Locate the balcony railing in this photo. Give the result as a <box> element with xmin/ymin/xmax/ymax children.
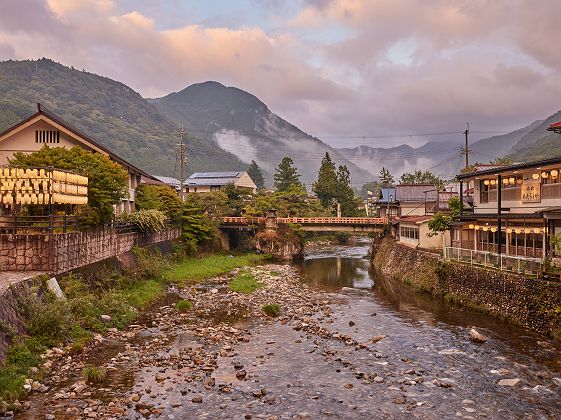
<box><xmin>444</xmin><ymin>246</ymin><xmax>542</xmax><ymax>276</ymax></box>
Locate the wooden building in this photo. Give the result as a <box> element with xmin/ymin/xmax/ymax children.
<box><xmin>0</xmin><ymin>104</ymin><xmax>153</xmax><ymax>214</ymax></box>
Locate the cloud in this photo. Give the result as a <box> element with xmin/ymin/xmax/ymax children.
<box><xmin>0</xmin><ymin>0</ymin><xmax>560</xmax><ymax>150</ymax></box>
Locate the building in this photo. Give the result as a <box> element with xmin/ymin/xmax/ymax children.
<box><xmin>0</xmin><ymin>104</ymin><xmax>153</xmax><ymax>214</ymax></box>
<box><xmin>397</xmin><ymin>215</ymin><xmax>450</xmax><ymax>250</ymax></box>
<box><xmin>185</xmin><ymin>172</ymin><xmax>257</xmax><ymax>193</ymax></box>
<box><xmin>453</xmin><ymin>153</ymin><xmax>561</xmax><ymax>259</ymax></box>
<box><xmin>376</xmin><ymin>187</ymin><xmax>397</xmax><ymax>219</ymax></box>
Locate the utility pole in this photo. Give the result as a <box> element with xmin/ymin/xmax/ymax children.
<box><xmin>177</xmin><ymin>124</ymin><xmax>187</xmax><ymax>200</ymax></box>
<box><xmin>464</xmin><ymin>122</ymin><xmax>470</xmax><ymax>171</ymax></box>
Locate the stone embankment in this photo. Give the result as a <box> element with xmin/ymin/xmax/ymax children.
<box><xmin>371</xmin><ymin>237</ymin><xmax>561</xmax><ymax>339</ymax></box>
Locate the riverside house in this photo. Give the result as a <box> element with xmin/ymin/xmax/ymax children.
<box><xmin>453</xmin><ymin>151</ymin><xmax>561</xmax><ymax>261</ymax></box>
<box><xmin>0</xmin><ymin>104</ymin><xmax>153</xmax><ymax>214</ymax></box>
<box><xmin>185</xmin><ymin>172</ymin><xmax>257</xmax><ymax>194</ymax></box>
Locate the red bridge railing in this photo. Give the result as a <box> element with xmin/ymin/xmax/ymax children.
<box><xmin>221</xmin><ymin>216</ymin><xmax>387</xmax><ymax>226</ymax></box>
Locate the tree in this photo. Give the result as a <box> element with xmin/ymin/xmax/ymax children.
<box><xmin>427</xmin><ymin>212</ymin><xmax>452</xmax><ymax>237</ymax></box>
<box><xmin>273</xmin><ymin>157</ymin><xmax>304</xmax><ymax>192</ymax></box>
<box><xmin>312</xmin><ymin>152</ymin><xmax>338</xmax><ymax>207</ymax></box>
<box><xmin>10</xmin><ymin>146</ymin><xmax>128</xmax><ymax>226</ymax></box>
<box><xmin>135</xmin><ymin>184</ymin><xmax>182</xmax><ymax>222</ymax></box>
<box><xmin>379</xmin><ymin>167</ymin><xmax>394</xmax><ymax>186</ymax></box>
<box><xmin>336</xmin><ymin>164</ymin><xmax>360</xmax><ymax>216</ymax></box>
<box><xmin>247</xmin><ymin>160</ymin><xmax>265</xmax><ymax>190</ymax></box>
<box><xmin>491</xmin><ymin>156</ymin><xmax>513</xmax><ymax>165</ymax></box>
<box><xmin>399</xmin><ymin>170</ymin><xmax>445</xmax><ymax>189</ymax></box>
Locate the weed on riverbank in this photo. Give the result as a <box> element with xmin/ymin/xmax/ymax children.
<box><xmin>0</xmin><ymin>252</ymin><xmax>265</xmax><ymax>406</ymax></box>
<box><xmin>163</xmin><ymin>254</ymin><xmax>264</xmax><ymax>285</ymax></box>
<box><xmin>229</xmin><ymin>272</ymin><xmax>264</xmax><ymax>293</ymax></box>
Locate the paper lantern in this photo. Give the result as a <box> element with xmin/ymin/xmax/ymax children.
<box><xmin>517</xmin><ymin>178</ymin><xmax>523</xmax><ymax>185</ymax></box>
<box><xmin>506</xmin><ymin>228</ymin><xmax>512</xmax><ymax>234</ymax></box>
<box><xmin>515</xmin><ymin>228</ymin><xmax>521</xmax><ymax>234</ymax></box>
<box><xmin>524</xmin><ymin>228</ymin><xmax>531</xmax><ymax>234</ymax></box>
<box><xmin>509</xmin><ymin>177</ymin><xmax>515</xmax><ymax>185</ymax></box>
<box><xmin>484</xmin><ymin>180</ymin><xmax>489</xmax><ymax>186</ymax></box>
<box><xmin>503</xmin><ymin>178</ymin><xmax>509</xmax><ymax>185</ymax></box>
<box><xmin>468</xmin><ymin>224</ymin><xmax>474</xmax><ymax>229</ymax></box>
<box><xmin>542</xmin><ymin>171</ymin><xmax>548</xmax><ymax>178</ymax></box>
<box><xmin>474</xmin><ymin>225</ymin><xmax>480</xmax><ymax>230</ymax></box>
<box><xmin>490</xmin><ymin>179</ymin><xmax>496</xmax><ymax>186</ymax></box>
<box><xmin>534</xmin><ymin>228</ymin><xmax>541</xmax><ymax>234</ymax></box>
<box><xmin>490</xmin><ymin>227</ymin><xmax>497</xmax><ymax>233</ymax></box>
<box><xmin>532</xmin><ymin>173</ymin><xmax>540</xmax><ymax>180</ymax></box>
<box><xmin>551</xmin><ymin>170</ymin><xmax>558</xmax><ymax>178</ymax></box>
<box><xmin>483</xmin><ymin>226</ymin><xmax>489</xmax><ymax>232</ymax></box>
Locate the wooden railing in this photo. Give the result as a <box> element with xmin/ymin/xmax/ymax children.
<box><xmin>221</xmin><ymin>216</ymin><xmax>387</xmax><ymax>225</ymax></box>
<box><xmin>0</xmin><ymin>214</ymin><xmax>80</xmax><ymax>234</ymax></box>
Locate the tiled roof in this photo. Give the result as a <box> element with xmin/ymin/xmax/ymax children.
<box><xmin>396</xmin><ymin>184</ymin><xmax>438</xmax><ymax>201</ymax></box>
<box><xmin>189</xmin><ymin>172</ymin><xmax>242</xmax><ymax>179</ymax></box>
<box><xmin>398</xmin><ymin>215</ymin><xmax>432</xmax><ymax>224</ymax></box>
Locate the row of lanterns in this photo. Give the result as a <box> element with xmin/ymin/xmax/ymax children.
<box><xmin>0</xmin><ymin>192</ymin><xmax>88</xmax><ymax>205</ymax></box>
<box><xmin>483</xmin><ymin>169</ymin><xmax>560</xmax><ymax>186</ymax></box>
<box><xmin>0</xmin><ymin>168</ymin><xmax>88</xmax><ymax>185</ymax></box>
<box><xmin>468</xmin><ymin>224</ymin><xmax>545</xmax><ymax>234</ymax></box>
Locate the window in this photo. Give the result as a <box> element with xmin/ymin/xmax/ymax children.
<box><xmin>400</xmin><ymin>226</ymin><xmax>419</xmax><ymax>240</ymax></box>
<box><xmin>210</xmin><ymin>185</ymin><xmax>221</xmax><ymax>192</ymax></box>
<box><xmin>35</xmin><ymin>130</ymin><xmax>60</xmax><ymax>144</ymax></box>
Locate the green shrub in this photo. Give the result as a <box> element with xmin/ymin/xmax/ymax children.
<box><xmin>175</xmin><ymin>300</ymin><xmax>192</xmax><ymax>312</ymax></box>
<box><xmin>230</xmin><ymin>272</ymin><xmax>263</xmax><ymax>294</ymax></box>
<box><xmin>6</xmin><ymin>344</ymin><xmax>39</xmax><ymax>373</ymax></box>
<box><xmin>82</xmin><ymin>365</ymin><xmax>107</xmax><ymax>383</ymax></box>
<box><xmin>25</xmin><ymin>299</ymin><xmax>74</xmax><ymax>347</ymax></box>
<box><xmin>116</xmin><ymin>209</ymin><xmax>168</xmax><ymax>233</ymax></box>
<box><xmin>0</xmin><ymin>367</ymin><xmax>26</xmax><ymax>401</ymax></box>
<box><xmin>262</xmin><ymin>303</ymin><xmax>280</xmax><ymax>317</ymax></box>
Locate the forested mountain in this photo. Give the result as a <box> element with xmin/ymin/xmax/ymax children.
<box><xmin>0</xmin><ymin>59</ymin><xmax>245</xmax><ymax>176</ymax></box>
<box><xmin>150</xmin><ymin>81</ymin><xmax>373</xmax><ymax>185</ymax></box>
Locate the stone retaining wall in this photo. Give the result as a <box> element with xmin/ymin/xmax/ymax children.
<box><xmin>0</xmin><ymin>227</ymin><xmax>181</xmax><ymax>274</ymax></box>
<box><xmin>372</xmin><ymin>237</ymin><xmax>561</xmax><ymax>339</ymax></box>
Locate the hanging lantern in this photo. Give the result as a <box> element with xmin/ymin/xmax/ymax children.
<box><xmin>532</xmin><ymin>173</ymin><xmax>540</xmax><ymax>180</ymax></box>
<box><xmin>517</xmin><ymin>178</ymin><xmax>523</xmax><ymax>185</ymax></box>
<box><xmin>484</xmin><ymin>180</ymin><xmax>490</xmax><ymax>186</ymax></box>
<box><xmin>506</xmin><ymin>228</ymin><xmax>512</xmax><ymax>234</ymax></box>
<box><xmin>490</xmin><ymin>179</ymin><xmax>496</xmax><ymax>186</ymax></box>
<box><xmin>490</xmin><ymin>227</ymin><xmax>497</xmax><ymax>233</ymax></box>
<box><xmin>515</xmin><ymin>228</ymin><xmax>521</xmax><ymax>234</ymax></box>
<box><xmin>524</xmin><ymin>228</ymin><xmax>531</xmax><ymax>234</ymax></box>
<box><xmin>468</xmin><ymin>224</ymin><xmax>474</xmax><ymax>229</ymax></box>
<box><xmin>509</xmin><ymin>177</ymin><xmax>515</xmax><ymax>185</ymax></box>
<box><xmin>542</xmin><ymin>171</ymin><xmax>549</xmax><ymax>178</ymax></box>
<box><xmin>551</xmin><ymin>170</ymin><xmax>559</xmax><ymax>178</ymax></box>
<box><xmin>483</xmin><ymin>226</ymin><xmax>489</xmax><ymax>232</ymax></box>
<box><xmin>502</xmin><ymin>178</ymin><xmax>509</xmax><ymax>185</ymax></box>
<box><xmin>534</xmin><ymin>228</ymin><xmax>541</xmax><ymax>234</ymax></box>
<box><xmin>474</xmin><ymin>225</ymin><xmax>480</xmax><ymax>230</ymax></box>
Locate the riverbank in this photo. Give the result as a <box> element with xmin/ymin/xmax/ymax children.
<box><xmin>0</xmin><ymin>252</ymin><xmax>265</xmax><ymax>416</ymax></box>
<box><xmin>371</xmin><ymin>236</ymin><xmax>561</xmax><ymax>339</ymax></box>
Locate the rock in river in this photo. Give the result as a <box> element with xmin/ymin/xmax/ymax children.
<box><xmin>468</xmin><ymin>328</ymin><xmax>487</xmax><ymax>343</ymax></box>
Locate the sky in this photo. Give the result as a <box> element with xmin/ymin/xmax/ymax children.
<box><xmin>1</xmin><ymin>0</ymin><xmax>560</xmax><ymax>148</ymax></box>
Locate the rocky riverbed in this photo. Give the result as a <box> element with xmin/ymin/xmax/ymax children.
<box><xmin>7</xmin><ymin>259</ymin><xmax>561</xmax><ymax>419</ymax></box>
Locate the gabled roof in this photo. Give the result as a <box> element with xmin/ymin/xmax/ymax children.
<box><xmin>396</xmin><ymin>184</ymin><xmax>438</xmax><ymax>201</ymax></box>
<box><xmin>456</xmin><ymin>155</ymin><xmax>561</xmax><ymax>180</ymax></box>
<box><xmin>154</xmin><ymin>176</ymin><xmax>181</xmax><ymax>186</ymax></box>
<box><xmin>0</xmin><ymin>103</ymin><xmax>153</xmax><ymax>178</ymax></box>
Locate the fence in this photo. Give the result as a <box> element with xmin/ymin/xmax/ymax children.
<box><xmin>444</xmin><ymin>246</ymin><xmax>542</xmax><ymax>276</ymax></box>
<box><xmin>0</xmin><ymin>214</ymin><xmax>79</xmax><ymax>234</ymax></box>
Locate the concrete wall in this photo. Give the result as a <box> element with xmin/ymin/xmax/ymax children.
<box><xmin>0</xmin><ymin>227</ymin><xmax>181</xmax><ymax>274</ymax></box>
<box><xmin>372</xmin><ymin>237</ymin><xmax>561</xmax><ymax>338</ymax></box>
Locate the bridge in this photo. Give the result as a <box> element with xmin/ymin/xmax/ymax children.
<box><xmin>221</xmin><ymin>216</ymin><xmax>387</xmax><ymax>233</ymax></box>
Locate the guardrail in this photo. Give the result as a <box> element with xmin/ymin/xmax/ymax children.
<box><xmin>444</xmin><ymin>246</ymin><xmax>542</xmax><ymax>276</ymax></box>
<box><xmin>0</xmin><ymin>214</ymin><xmax>80</xmax><ymax>234</ymax></box>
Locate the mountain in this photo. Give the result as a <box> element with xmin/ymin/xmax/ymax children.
<box><xmin>150</xmin><ymin>81</ymin><xmax>373</xmax><ymax>186</ymax></box>
<box><xmin>0</xmin><ymin>59</ymin><xmax>245</xmax><ymax>176</ymax></box>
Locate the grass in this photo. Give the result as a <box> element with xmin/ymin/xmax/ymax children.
<box><xmin>0</xmin><ymin>251</ymin><xmax>265</xmax><ymax>404</ymax></box>
<box><xmin>163</xmin><ymin>254</ymin><xmax>264</xmax><ymax>285</ymax></box>
<box><xmin>175</xmin><ymin>299</ymin><xmax>192</xmax><ymax>312</ymax></box>
<box><xmin>262</xmin><ymin>303</ymin><xmax>281</xmax><ymax>317</ymax></box>
<box><xmin>82</xmin><ymin>365</ymin><xmax>107</xmax><ymax>383</ymax></box>
<box><xmin>230</xmin><ymin>272</ymin><xmax>264</xmax><ymax>294</ymax></box>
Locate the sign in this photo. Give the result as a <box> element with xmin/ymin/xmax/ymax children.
<box><xmin>521</xmin><ymin>180</ymin><xmax>541</xmax><ymax>203</ymax></box>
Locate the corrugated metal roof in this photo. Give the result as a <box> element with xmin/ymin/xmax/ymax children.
<box><xmin>154</xmin><ymin>176</ymin><xmax>181</xmax><ymax>186</ymax></box>
<box><xmin>189</xmin><ymin>172</ymin><xmax>242</xmax><ymax>179</ymax></box>
<box><xmin>396</xmin><ymin>184</ymin><xmax>438</xmax><ymax>201</ymax></box>
<box><xmin>186</xmin><ymin>178</ymin><xmax>239</xmax><ymax>186</ymax></box>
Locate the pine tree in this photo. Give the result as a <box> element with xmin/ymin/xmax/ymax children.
<box><xmin>312</xmin><ymin>152</ymin><xmax>338</xmax><ymax>207</ymax></box>
<box><xmin>247</xmin><ymin>160</ymin><xmax>265</xmax><ymax>190</ymax></box>
<box><xmin>379</xmin><ymin>167</ymin><xmax>394</xmax><ymax>186</ymax></box>
<box><xmin>399</xmin><ymin>170</ymin><xmax>444</xmax><ymax>189</ymax></box>
<box><xmin>336</xmin><ymin>165</ymin><xmax>360</xmax><ymax>216</ymax></box>
<box><xmin>273</xmin><ymin>157</ymin><xmax>303</xmax><ymax>192</ymax></box>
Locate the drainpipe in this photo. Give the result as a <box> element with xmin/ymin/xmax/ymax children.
<box><xmin>497</xmin><ymin>174</ymin><xmax>502</xmax><ymax>256</ymax></box>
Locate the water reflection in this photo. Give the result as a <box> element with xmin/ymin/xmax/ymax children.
<box><xmin>298</xmin><ymin>242</ymin><xmax>561</xmax><ymax>372</ymax></box>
